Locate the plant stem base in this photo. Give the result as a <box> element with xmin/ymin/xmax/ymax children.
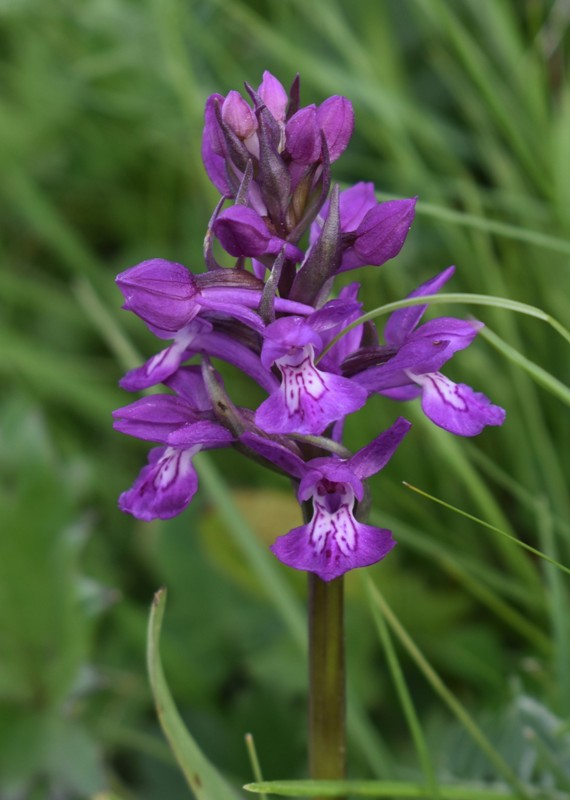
<box><xmin>308</xmin><ymin>572</ymin><xmax>346</xmax><ymax>797</ymax></box>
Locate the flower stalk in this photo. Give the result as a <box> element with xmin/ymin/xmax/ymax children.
<box><xmin>308</xmin><ymin>572</ymin><xmax>346</xmax><ymax>796</ymax></box>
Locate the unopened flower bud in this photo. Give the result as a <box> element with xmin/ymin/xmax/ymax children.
<box><xmin>316</xmin><ymin>96</ymin><xmax>354</xmax><ymax>162</ymax></box>
<box><xmin>222</xmin><ymin>90</ymin><xmax>258</xmax><ymax>139</ymax></box>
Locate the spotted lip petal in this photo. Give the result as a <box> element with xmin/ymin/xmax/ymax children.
<box><xmin>271</xmin><ymin>480</ymin><xmax>396</xmax><ymax>581</ymax></box>
<box><xmin>255</xmin><ymin>344</ymin><xmax>367</xmax><ymax>435</ymax></box>
<box><xmin>243</xmin><ymin>420</ymin><xmax>411</xmax><ymax>580</ymax></box>
<box><xmin>415</xmin><ymin>372</ymin><xmax>506</xmax><ymax>436</ymax></box>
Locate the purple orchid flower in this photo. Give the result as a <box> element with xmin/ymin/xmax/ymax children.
<box><xmin>353</xmin><ymin>267</ymin><xmax>506</xmax><ymax>436</ymax></box>
<box><xmin>117</xmin><ymin>259</ymin><xmax>314</xmax><ymax>339</ymax></box>
<box><xmin>113</xmin><ymin>367</ymin><xmax>234</xmax><ymax>520</ymax></box>
<box><xmin>241</xmin><ymin>417</ymin><xmax>411</xmax><ymax>581</ymax></box>
<box><xmin>311</xmin><ymin>182</ymin><xmax>416</xmax><ymax>272</ymax></box>
<box><xmin>255</xmin><ymin>314</ymin><xmax>367</xmax><ymax>436</ymax></box>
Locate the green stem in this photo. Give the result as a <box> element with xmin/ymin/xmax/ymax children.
<box><xmin>308</xmin><ymin>573</ymin><xmax>346</xmax><ymax>798</ymax></box>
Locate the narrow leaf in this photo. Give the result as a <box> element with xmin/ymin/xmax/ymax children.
<box><xmin>147</xmin><ymin>588</ymin><xmax>238</xmax><ymax>800</ymax></box>
<box><xmin>403</xmin><ymin>483</ymin><xmax>570</xmax><ymax>578</ymax></box>
<box><xmin>244</xmin><ymin>778</ymin><xmax>568</xmax><ymax>798</ymax></box>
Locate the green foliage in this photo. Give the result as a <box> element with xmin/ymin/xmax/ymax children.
<box><xmin>1</xmin><ymin>0</ymin><xmax>569</xmax><ymax>797</ymax></box>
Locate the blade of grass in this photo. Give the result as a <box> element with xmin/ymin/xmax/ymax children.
<box><xmin>362</xmin><ymin>576</ymin><xmax>440</xmax><ymax>798</ymax></box>
<box><xmin>245</xmin><ymin>733</ymin><xmax>267</xmax><ymax>800</ymax></box>
<box><xmin>244</xmin><ymin>779</ymin><xmax>569</xmax><ymax>798</ymax></box>
<box><xmin>372</xmin><ymin>508</ymin><xmax>550</xmax><ymax>654</ymax></box>
<box><xmin>376</xmin><ymin>510</ymin><xmax>548</xmax><ymax>619</ymax></box>
<box><xmin>373</xmin><ymin>193</ymin><xmax>570</xmax><ymax>258</ymax></box>
<box><xmin>479</xmin><ymin>326</ymin><xmax>570</xmax><ymax>407</ymax></box>
<box><xmin>317</xmin><ymin>293</ymin><xmax>570</xmax><ymax>363</ymax></box>
<box><xmin>403</xmin><ymin>483</ymin><xmax>570</xmax><ymax>578</ymax></box>
<box><xmin>536</xmin><ymin>498</ymin><xmax>570</xmax><ymax>714</ymax></box>
<box><xmin>366</xmin><ymin>579</ymin><xmax>532</xmax><ymax>799</ymax></box>
<box><xmin>147</xmin><ymin>588</ymin><xmax>238</xmax><ymax>800</ymax></box>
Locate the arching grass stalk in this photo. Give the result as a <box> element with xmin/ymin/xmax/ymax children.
<box><xmin>317</xmin><ymin>293</ymin><xmax>570</xmax><ymax>364</ymax></box>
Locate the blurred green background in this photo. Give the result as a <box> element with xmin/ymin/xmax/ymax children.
<box><xmin>1</xmin><ymin>0</ymin><xmax>570</xmax><ymax>798</ymax></box>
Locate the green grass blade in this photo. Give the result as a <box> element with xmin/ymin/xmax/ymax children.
<box><xmin>374</xmin><ymin>192</ymin><xmax>570</xmax><ymax>258</ymax></box>
<box><xmin>318</xmin><ymin>293</ymin><xmax>570</xmax><ymax>362</ymax></box>
<box><xmin>366</xmin><ymin>583</ymin><xmax>532</xmax><ymax>799</ymax></box>
<box><xmin>147</xmin><ymin>588</ymin><xmax>238</xmax><ymax>800</ymax></box>
<box><xmin>403</xmin><ymin>482</ymin><xmax>570</xmax><ymax>577</ymax></box>
<box><xmin>536</xmin><ymin>499</ymin><xmax>570</xmax><ymax>714</ymax></box>
<box><xmin>479</xmin><ymin>327</ymin><xmax>570</xmax><ymax>407</ymax></box>
<box><xmin>363</xmin><ymin>577</ymin><xmax>439</xmax><ymax>798</ymax></box>
<box><xmin>370</xmin><ymin>510</ymin><xmax>550</xmax><ymax>654</ymax></box>
<box><xmin>243</xmin><ymin>779</ymin><xmax>568</xmax><ymax>798</ymax></box>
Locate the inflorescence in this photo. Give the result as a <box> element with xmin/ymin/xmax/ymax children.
<box><xmin>113</xmin><ymin>72</ymin><xmax>505</xmax><ymax>582</ymax></box>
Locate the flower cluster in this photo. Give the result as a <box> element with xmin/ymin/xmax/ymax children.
<box><xmin>114</xmin><ymin>72</ymin><xmax>505</xmax><ymax>581</ymax></box>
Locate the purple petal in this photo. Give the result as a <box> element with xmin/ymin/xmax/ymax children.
<box><xmin>342</xmin><ymin>198</ymin><xmax>416</xmax><ymax>271</ymax></box>
<box><xmin>379</xmin><ymin>385</ymin><xmax>422</xmax><ymax>401</ymax></box>
<box><xmin>415</xmin><ymin>372</ymin><xmax>506</xmax><ymax>436</ymax></box>
<box><xmin>119</xmin><ymin>446</ymin><xmax>199</xmax><ymax>521</ymax></box>
<box><xmin>258</xmin><ymin>71</ymin><xmax>288</xmax><ymax>122</ymax></box>
<box><xmin>165</xmin><ymin>365</ymin><xmax>213</xmax><ymax>412</ymax></box>
<box><xmin>222</xmin><ymin>90</ymin><xmax>257</xmax><ymax>139</ymax></box>
<box><xmin>310</xmin><ymin>182</ymin><xmax>377</xmax><ymax>246</ymax></box>
<box><xmin>202</xmin><ymin>94</ymin><xmax>233</xmax><ymax>196</ymax></box>
<box><xmin>213</xmin><ymin>205</ymin><xmax>302</xmax><ymax>261</ymax></box>
<box><xmin>119</xmin><ymin>325</ymin><xmax>203</xmax><ymax>391</ymax></box>
<box><xmin>239</xmin><ymin>431</ymin><xmax>305</xmax><ymax>478</ymax></box>
<box><xmin>167</xmin><ymin>420</ymin><xmax>234</xmax><ymax>447</ymax></box>
<box><xmin>260</xmin><ymin>317</ymin><xmax>322</xmax><ymax>370</ymax></box>
<box><xmin>354</xmin><ymin>337</ymin><xmax>451</xmax><ymax>392</ymax></box>
<box><xmin>113</xmin><ymin>395</ymin><xmax>199</xmax><ymax>442</ymax></box>
<box><xmin>309</xmin><ymin>288</ymin><xmax>364</xmax><ymax>373</ymax></box>
<box><xmin>384</xmin><ymin>266</ymin><xmax>456</xmax><ymax>346</ymax></box>
<box><xmin>339</xmin><ymin>182</ymin><xmax>378</xmax><ymax>231</ymax></box>
<box><xmin>286</xmin><ymin>106</ymin><xmax>321</xmax><ymax>165</ymax></box>
<box><xmin>298</xmin><ymin>460</ymin><xmax>364</xmax><ymax>502</ymax></box>
<box><xmin>271</xmin><ymin>514</ymin><xmax>395</xmax><ymax>581</ymax></box>
<box><xmin>349</xmin><ymin>417</ymin><xmax>411</xmax><ymax>479</ymax></box>
<box><xmin>316</xmin><ymin>96</ymin><xmax>354</xmax><ymax>162</ymax></box>
<box><xmin>116</xmin><ymin>259</ymin><xmax>198</xmax><ymax>336</ymax></box>
<box><xmin>198</xmin><ymin>331</ymin><xmax>279</xmax><ymax>394</ymax></box>
<box><xmin>255</xmin><ymin>362</ymin><xmax>367</xmax><ymax>436</ymax></box>
<box><xmin>213</xmin><ymin>206</ymin><xmax>272</xmax><ymax>256</ymax></box>
<box><xmin>409</xmin><ymin>317</ymin><xmax>483</xmax><ymax>360</ymax></box>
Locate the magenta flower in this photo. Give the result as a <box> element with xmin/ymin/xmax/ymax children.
<box><xmin>352</xmin><ymin>267</ymin><xmax>506</xmax><ymax>436</ymax></box>
<box><xmin>113</xmin><ymin>368</ymin><xmax>234</xmax><ymax>520</ymax></box>
<box><xmin>241</xmin><ymin>417</ymin><xmax>410</xmax><ymax>581</ymax></box>
<box><xmin>116</xmin><ymin>259</ymin><xmax>267</xmax><ymax>335</ymax></box>
<box><xmin>114</xmin><ymin>69</ymin><xmax>505</xmax><ymax>583</ymax></box>
<box><xmin>255</xmin><ymin>315</ymin><xmax>367</xmax><ymax>435</ymax></box>
<box><xmin>311</xmin><ymin>182</ymin><xmax>416</xmax><ymax>272</ymax></box>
